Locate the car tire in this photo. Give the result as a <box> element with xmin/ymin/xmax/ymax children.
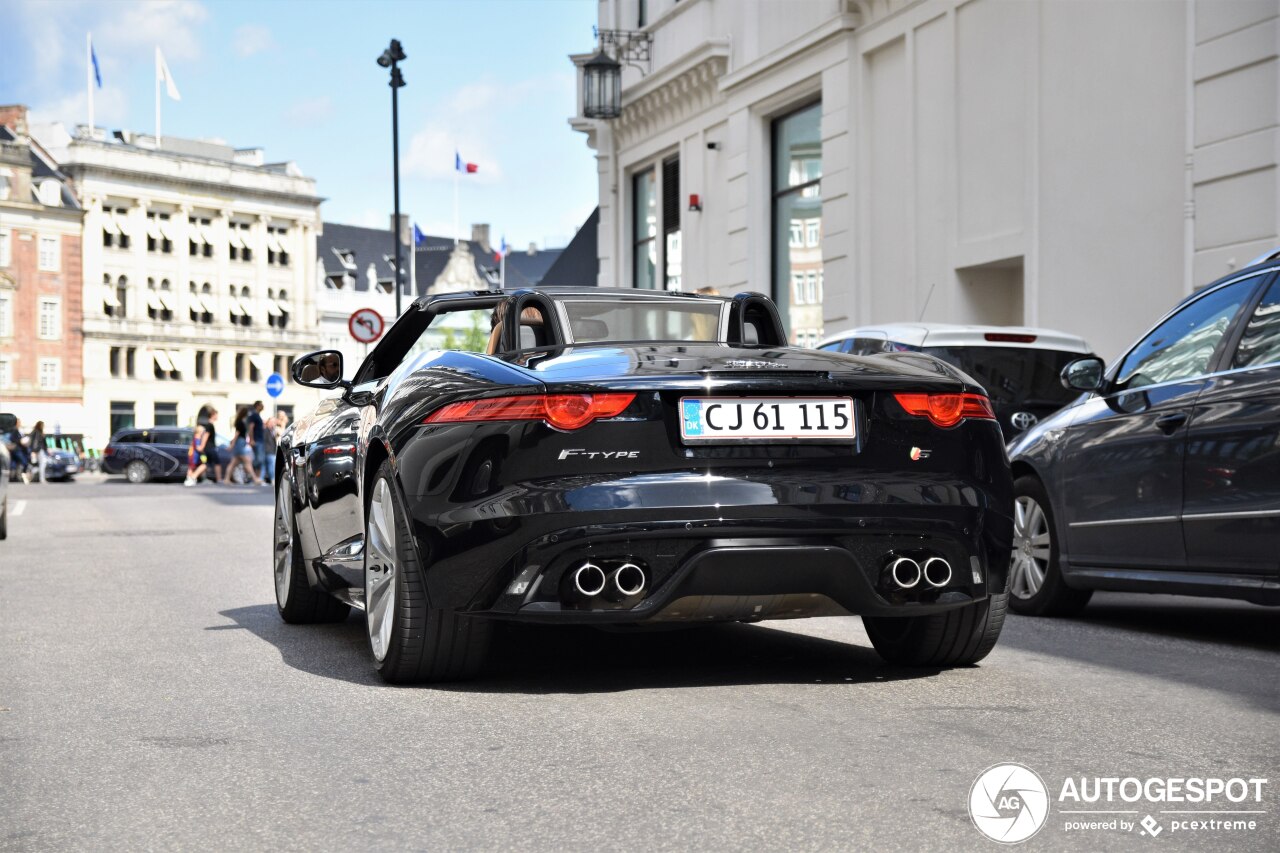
<box><xmin>274</xmin><ymin>476</ymin><xmax>350</xmax><ymax>624</ymax></box>
<box><xmin>365</xmin><ymin>461</ymin><xmax>492</xmax><ymax>684</ymax></box>
<box><xmin>1008</xmin><ymin>475</ymin><xmax>1092</xmax><ymax>617</ymax></box>
<box><xmin>125</xmin><ymin>460</ymin><xmax>150</xmax><ymax>484</ymax></box>
<box><xmin>863</xmin><ymin>593</ymin><xmax>1008</xmax><ymax>667</ymax></box>
<box><xmin>0</xmin><ymin>495</ymin><xmax>7</xmax><ymax>540</ymax></box>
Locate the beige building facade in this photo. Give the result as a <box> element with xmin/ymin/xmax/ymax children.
<box><xmin>42</xmin><ymin>126</ymin><xmax>322</xmax><ymax>446</ymax></box>
<box><xmin>574</xmin><ymin>0</ymin><xmax>1280</xmax><ymax>361</ymax></box>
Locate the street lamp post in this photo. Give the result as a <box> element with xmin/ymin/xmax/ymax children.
<box><xmin>378</xmin><ymin>39</ymin><xmax>407</xmax><ymax>318</ymax></box>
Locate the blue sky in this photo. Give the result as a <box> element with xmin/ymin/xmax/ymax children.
<box><xmin>0</xmin><ymin>0</ymin><xmax>599</xmax><ymax>248</ymax></box>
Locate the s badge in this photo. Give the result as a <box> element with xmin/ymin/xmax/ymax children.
<box><xmin>910</xmin><ymin>447</ymin><xmax>932</xmax><ymax>461</ymax></box>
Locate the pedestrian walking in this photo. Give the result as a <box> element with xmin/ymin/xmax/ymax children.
<box><xmin>29</xmin><ymin>421</ymin><xmax>47</xmax><ymax>484</ymax></box>
<box><xmin>224</xmin><ymin>406</ymin><xmax>263</xmax><ymax>486</ymax></box>
<box><xmin>184</xmin><ymin>425</ymin><xmax>206</xmax><ymax>487</ymax></box>
<box><xmin>261</xmin><ymin>413</ymin><xmax>278</xmax><ymax>485</ymax></box>
<box><xmin>6</xmin><ymin>418</ymin><xmax>30</xmax><ymax>483</ymax></box>
<box><xmin>248</xmin><ymin>401</ymin><xmax>267</xmax><ymax>482</ymax></box>
<box><xmin>198</xmin><ymin>406</ymin><xmax>222</xmax><ymax>483</ymax></box>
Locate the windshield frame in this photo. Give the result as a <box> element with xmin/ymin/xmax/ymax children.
<box><xmin>552</xmin><ymin>296</ymin><xmax>730</xmax><ymax>346</ymax></box>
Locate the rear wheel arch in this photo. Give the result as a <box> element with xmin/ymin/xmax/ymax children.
<box><xmin>362</xmin><ymin>436</ymin><xmax>391</xmax><ymax>515</ymax></box>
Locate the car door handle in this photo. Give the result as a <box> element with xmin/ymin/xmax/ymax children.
<box><xmin>1154</xmin><ymin>412</ymin><xmax>1188</xmax><ymax>434</ymax></box>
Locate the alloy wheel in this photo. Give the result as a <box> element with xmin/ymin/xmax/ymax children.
<box><xmin>125</xmin><ymin>461</ymin><xmax>149</xmax><ymax>483</ymax></box>
<box><xmin>274</xmin><ymin>481</ymin><xmax>293</xmax><ymax>607</ymax></box>
<box><xmin>1010</xmin><ymin>495</ymin><xmax>1051</xmax><ymax>599</ymax></box>
<box><xmin>365</xmin><ymin>478</ymin><xmax>398</xmax><ymax>662</ymax></box>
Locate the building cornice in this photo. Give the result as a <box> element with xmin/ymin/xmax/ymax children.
<box><xmin>616</xmin><ymin>45</ymin><xmax>730</xmax><ymax>150</ymax></box>
<box><xmin>60</xmin><ymin>142</ymin><xmax>324</xmax><ymax>209</ymax></box>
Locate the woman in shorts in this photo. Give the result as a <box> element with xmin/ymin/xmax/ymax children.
<box><xmin>224</xmin><ymin>407</ymin><xmax>263</xmax><ymax>486</ymax></box>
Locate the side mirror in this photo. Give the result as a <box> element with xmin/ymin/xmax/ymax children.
<box><xmin>1061</xmin><ymin>357</ymin><xmax>1106</xmax><ymax>393</ymax></box>
<box><xmin>292</xmin><ymin>350</ymin><xmax>346</xmax><ymax>389</ymax></box>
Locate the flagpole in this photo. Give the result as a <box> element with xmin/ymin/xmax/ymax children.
<box><xmin>500</xmin><ymin>251</ymin><xmax>505</xmax><ymax>290</ymax></box>
<box><xmin>155</xmin><ymin>47</ymin><xmax>161</xmax><ymax>148</ymax></box>
<box><xmin>86</xmin><ymin>33</ymin><xmax>94</xmax><ymax>132</ymax></box>
<box><xmin>453</xmin><ymin>165</ymin><xmax>459</xmax><ymax>246</ymax></box>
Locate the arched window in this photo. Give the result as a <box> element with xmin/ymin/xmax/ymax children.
<box><xmin>103</xmin><ymin>273</ymin><xmax>118</xmax><ymax>317</ymax></box>
<box><xmin>115</xmin><ymin>275</ymin><xmax>128</xmax><ymax>317</ymax></box>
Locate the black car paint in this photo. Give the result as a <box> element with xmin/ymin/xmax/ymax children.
<box><xmin>280</xmin><ymin>288</ymin><xmax>1014</xmax><ymax>623</ymax></box>
<box><xmin>1009</xmin><ymin>265</ymin><xmax>1280</xmax><ymax>605</ymax></box>
<box><xmin>102</xmin><ymin>428</ymin><xmax>193</xmax><ymax>481</ymax></box>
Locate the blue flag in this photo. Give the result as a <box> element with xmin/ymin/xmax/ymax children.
<box><xmin>91</xmin><ymin>38</ymin><xmax>102</xmax><ymax>88</ymax></box>
<box><xmin>412</xmin><ymin>224</ymin><xmax>425</xmax><ymax>246</ymax></box>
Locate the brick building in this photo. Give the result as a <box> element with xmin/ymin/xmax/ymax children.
<box><xmin>0</xmin><ymin>105</ymin><xmax>84</xmax><ymax>434</ymax></box>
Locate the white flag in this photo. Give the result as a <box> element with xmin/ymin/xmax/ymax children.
<box><xmin>156</xmin><ymin>47</ymin><xmax>181</xmax><ymax>101</ymax></box>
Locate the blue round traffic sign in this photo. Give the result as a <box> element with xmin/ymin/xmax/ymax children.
<box><xmin>266</xmin><ymin>372</ymin><xmax>285</xmax><ymax>398</ymax></box>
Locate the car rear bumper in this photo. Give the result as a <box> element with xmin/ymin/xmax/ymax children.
<box><xmin>401</xmin><ymin>470</ymin><xmax>1013</xmax><ymax>622</ymax></box>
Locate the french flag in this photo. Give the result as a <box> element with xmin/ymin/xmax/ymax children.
<box><xmin>455</xmin><ymin>151</ymin><xmax>478</xmax><ymax>174</ymax></box>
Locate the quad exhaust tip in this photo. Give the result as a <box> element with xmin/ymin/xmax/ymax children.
<box><xmin>572</xmin><ymin>562</ymin><xmax>607</xmax><ymax>598</ymax></box>
<box><xmin>612</xmin><ymin>563</ymin><xmax>647</xmax><ymax>598</ymax></box>
<box><xmin>923</xmin><ymin>557</ymin><xmax>952</xmax><ymax>588</ymax></box>
<box><xmin>889</xmin><ymin>557</ymin><xmax>922</xmax><ymax>589</ymax></box>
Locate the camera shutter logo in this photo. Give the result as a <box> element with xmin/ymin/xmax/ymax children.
<box><xmin>969</xmin><ymin>763</ymin><xmax>1050</xmax><ymax>843</ymax></box>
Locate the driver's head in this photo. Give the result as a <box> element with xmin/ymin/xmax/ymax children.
<box><xmin>319</xmin><ymin>353</ymin><xmax>341</xmax><ymax>380</ymax></box>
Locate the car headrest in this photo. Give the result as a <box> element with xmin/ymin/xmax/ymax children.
<box><xmin>573</xmin><ymin>318</ymin><xmax>609</xmax><ymax>341</ymax></box>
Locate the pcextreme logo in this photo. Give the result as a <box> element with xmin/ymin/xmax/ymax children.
<box><xmin>968</xmin><ymin>765</ymin><xmax>1269</xmax><ymax>844</ymax></box>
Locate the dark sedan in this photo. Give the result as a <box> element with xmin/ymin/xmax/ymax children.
<box><xmin>102</xmin><ymin>427</ymin><xmax>194</xmax><ymax>483</ymax></box>
<box><xmin>1008</xmin><ymin>255</ymin><xmax>1280</xmax><ymax>613</ymax></box>
<box><xmin>275</xmin><ymin>288</ymin><xmax>1015</xmax><ymax>683</ymax></box>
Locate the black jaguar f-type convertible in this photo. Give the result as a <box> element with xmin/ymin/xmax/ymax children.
<box><xmin>276</xmin><ymin>288</ymin><xmax>1014</xmax><ymax>683</ymax></box>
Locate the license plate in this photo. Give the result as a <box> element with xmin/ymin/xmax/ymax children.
<box><xmin>679</xmin><ymin>397</ymin><xmax>856</xmax><ymax>442</ymax></box>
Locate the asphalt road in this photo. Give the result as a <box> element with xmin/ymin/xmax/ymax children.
<box><xmin>1</xmin><ymin>478</ymin><xmax>1277</xmax><ymax>852</ymax></box>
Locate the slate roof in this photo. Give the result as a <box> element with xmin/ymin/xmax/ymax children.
<box><xmin>319</xmin><ymin>220</ymin><xmax>568</xmax><ymax>295</ymax></box>
<box><xmin>318</xmin><ymin>222</ymin><xmax>406</xmax><ymax>293</ymax></box>
<box><xmin>503</xmin><ymin>245</ymin><xmax>563</xmax><ymax>286</ymax></box>
<box><xmin>0</xmin><ymin>125</ymin><xmax>81</xmax><ymax>209</ymax></box>
<box><xmin>540</xmin><ymin>207</ymin><xmax>599</xmax><ymax>287</ymax></box>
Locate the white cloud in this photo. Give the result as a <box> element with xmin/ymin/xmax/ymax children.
<box><xmin>97</xmin><ymin>0</ymin><xmax>208</xmax><ymax>61</ymax></box>
<box><xmin>29</xmin><ymin>87</ymin><xmax>130</xmax><ymax>130</ymax></box>
<box><xmin>232</xmin><ymin>24</ymin><xmax>273</xmax><ymax>58</ymax></box>
<box><xmin>285</xmin><ymin>96</ymin><xmax>333</xmax><ymax>127</ymax></box>
<box><xmin>14</xmin><ymin>0</ymin><xmax>207</xmax><ymax>128</ymax></box>
<box><xmin>402</xmin><ymin>128</ymin><xmax>503</xmax><ymax>184</ymax></box>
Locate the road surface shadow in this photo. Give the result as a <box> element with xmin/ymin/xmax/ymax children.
<box><xmin>1001</xmin><ymin>592</ymin><xmax>1280</xmax><ymax>710</ymax></box>
<box><xmin>214</xmin><ymin>604</ymin><xmax>941</xmax><ymax>693</ymax></box>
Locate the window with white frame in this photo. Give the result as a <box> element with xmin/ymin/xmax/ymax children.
<box><xmin>38</xmin><ymin>235</ymin><xmax>59</xmax><ymax>271</ymax></box>
<box><xmin>0</xmin><ymin>357</ymin><xmax>10</xmax><ymax>388</ymax></box>
<box><xmin>38</xmin><ymin>358</ymin><xmax>60</xmax><ymax>390</ymax></box>
<box><xmin>0</xmin><ymin>289</ymin><xmax>11</xmax><ymax>337</ymax></box>
<box><xmin>38</xmin><ymin>297</ymin><xmax>60</xmax><ymax>339</ymax></box>
<box><xmin>772</xmin><ymin>101</ymin><xmax>823</xmax><ymax>344</ymax></box>
<box><xmin>0</xmin><ymin>228</ymin><xmax>10</xmax><ymax>266</ymax></box>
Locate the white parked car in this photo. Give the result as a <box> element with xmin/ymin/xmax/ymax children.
<box><xmin>817</xmin><ymin>323</ymin><xmax>1096</xmax><ymax>437</ymax></box>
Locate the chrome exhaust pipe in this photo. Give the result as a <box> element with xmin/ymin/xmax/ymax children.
<box><xmin>611</xmin><ymin>563</ymin><xmax>647</xmax><ymax>598</ymax></box>
<box><xmin>571</xmin><ymin>562</ymin><xmax>607</xmax><ymax>598</ymax></box>
<box><xmin>889</xmin><ymin>557</ymin><xmax>922</xmax><ymax>589</ymax></box>
<box><xmin>923</xmin><ymin>557</ymin><xmax>952</xmax><ymax>588</ymax></box>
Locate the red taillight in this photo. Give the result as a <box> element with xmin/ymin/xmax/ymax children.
<box><xmin>984</xmin><ymin>332</ymin><xmax>1037</xmax><ymax>343</ymax></box>
<box><xmin>103</xmin><ymin>446</ymin><xmax>115</xmax><ymax>457</ymax></box>
<box><xmin>893</xmin><ymin>392</ymin><xmax>996</xmax><ymax>428</ymax></box>
<box><xmin>321</xmin><ymin>444</ymin><xmax>355</xmax><ymax>455</ymax></box>
<box><xmin>424</xmin><ymin>393</ymin><xmax>636</xmax><ymax>431</ymax></box>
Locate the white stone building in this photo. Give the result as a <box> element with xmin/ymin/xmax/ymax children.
<box><xmin>572</xmin><ymin>0</ymin><xmax>1280</xmax><ymax>361</ymax></box>
<box><xmin>44</xmin><ymin>126</ymin><xmax>322</xmax><ymax>446</ymax></box>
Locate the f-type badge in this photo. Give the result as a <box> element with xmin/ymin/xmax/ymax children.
<box><xmin>910</xmin><ymin>447</ymin><xmax>932</xmax><ymax>461</ymax></box>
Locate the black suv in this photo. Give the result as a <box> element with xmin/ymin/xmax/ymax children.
<box><xmin>1008</xmin><ymin>256</ymin><xmax>1280</xmax><ymax>612</ymax></box>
